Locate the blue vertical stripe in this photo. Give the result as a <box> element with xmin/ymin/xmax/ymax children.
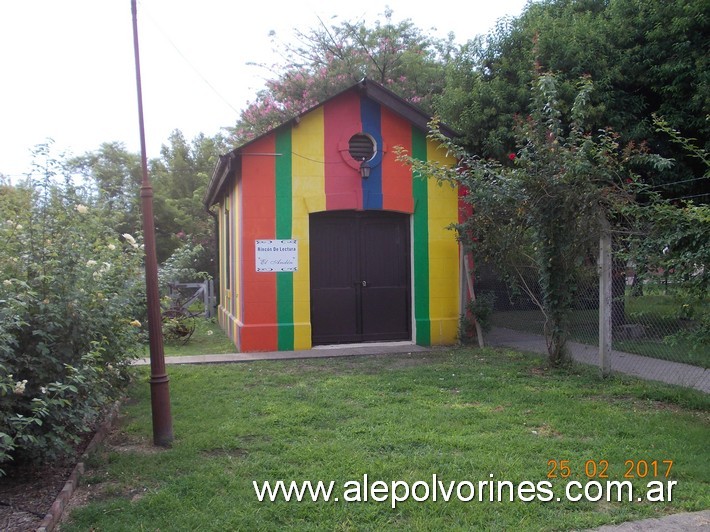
<box><xmin>360</xmin><ymin>96</ymin><xmax>383</xmax><ymax>210</ymax></box>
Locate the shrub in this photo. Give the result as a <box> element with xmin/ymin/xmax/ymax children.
<box><xmin>459</xmin><ymin>293</ymin><xmax>496</xmax><ymax>343</ymax></box>
<box><xmin>0</xmin><ymin>168</ymin><xmax>145</xmax><ymax>473</ymax></box>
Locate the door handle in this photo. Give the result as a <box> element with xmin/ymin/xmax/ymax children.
<box><xmin>361</xmin><ymin>280</ymin><xmax>367</xmax><ymax>287</ymax></box>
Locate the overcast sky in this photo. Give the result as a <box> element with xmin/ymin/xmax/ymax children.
<box><xmin>0</xmin><ymin>0</ymin><xmax>529</xmax><ymax>179</ymax></box>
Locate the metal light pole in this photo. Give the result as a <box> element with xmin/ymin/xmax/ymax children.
<box><xmin>131</xmin><ymin>0</ymin><xmax>174</xmax><ymax>446</ymax></box>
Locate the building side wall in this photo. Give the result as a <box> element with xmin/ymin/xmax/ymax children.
<box><xmin>217</xmin><ymin>184</ymin><xmax>242</xmax><ymax>348</ymax></box>
<box><xmin>240</xmin><ymin>135</ymin><xmax>278</xmax><ymax>351</ymax></box>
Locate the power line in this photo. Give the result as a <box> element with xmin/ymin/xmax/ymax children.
<box><xmin>291</xmin><ymin>151</ymin><xmax>373</xmax><ymax>165</ymax></box>
<box><xmin>666</xmin><ymin>192</ymin><xmax>710</xmax><ymax>201</ymax></box>
<box><xmin>138</xmin><ymin>1</ymin><xmax>242</xmax><ymax>117</ymax></box>
<box><xmin>653</xmin><ymin>176</ymin><xmax>708</xmax><ymax>188</ymax></box>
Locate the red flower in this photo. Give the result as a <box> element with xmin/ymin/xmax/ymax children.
<box><xmin>508</xmin><ymin>153</ymin><xmax>516</xmax><ymax>161</ymax></box>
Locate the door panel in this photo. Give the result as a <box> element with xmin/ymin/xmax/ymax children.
<box><xmin>360</xmin><ymin>214</ymin><xmax>410</xmax><ymax>341</ymax></box>
<box><xmin>310</xmin><ymin>210</ymin><xmax>410</xmax><ymax>345</ymax></box>
<box><xmin>309</xmin><ymin>215</ymin><xmax>360</xmax><ymax>344</ymax></box>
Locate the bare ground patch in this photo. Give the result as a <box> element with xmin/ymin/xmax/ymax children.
<box><xmin>103</xmin><ymin>430</ymin><xmax>163</xmax><ymax>456</ymax></box>
<box><xmin>0</xmin><ymin>463</ymin><xmax>73</xmax><ymax>531</ymax></box>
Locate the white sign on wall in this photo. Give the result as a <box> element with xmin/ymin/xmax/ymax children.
<box><xmin>255</xmin><ymin>239</ymin><xmax>298</xmax><ymax>272</ymax></box>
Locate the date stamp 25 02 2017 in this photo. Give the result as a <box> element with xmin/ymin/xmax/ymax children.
<box><xmin>547</xmin><ymin>459</ymin><xmax>674</xmax><ymax>480</ymax></box>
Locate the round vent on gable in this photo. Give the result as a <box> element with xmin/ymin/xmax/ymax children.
<box><xmin>348</xmin><ymin>133</ymin><xmax>375</xmax><ymax>162</ymax></box>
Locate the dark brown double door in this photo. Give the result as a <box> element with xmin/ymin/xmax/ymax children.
<box><xmin>310</xmin><ymin>210</ymin><xmax>411</xmax><ymax>345</ymax></box>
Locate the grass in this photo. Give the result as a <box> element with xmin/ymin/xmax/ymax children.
<box><xmin>625</xmin><ymin>293</ymin><xmax>681</xmax><ymax>318</ymax></box>
<box><xmin>162</xmin><ymin>317</ymin><xmax>237</xmax><ymax>357</ymax></box>
<box><xmin>490</xmin><ymin>290</ymin><xmax>708</xmax><ymax>368</ymax></box>
<box><xmin>63</xmin><ymin>348</ymin><xmax>709</xmax><ymax>531</ymax></box>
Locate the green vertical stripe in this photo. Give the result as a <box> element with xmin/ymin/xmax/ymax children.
<box><xmin>411</xmin><ymin>128</ymin><xmax>430</xmax><ymax>345</ymax></box>
<box><xmin>275</xmin><ymin>129</ymin><xmax>294</xmax><ymax>350</ymax></box>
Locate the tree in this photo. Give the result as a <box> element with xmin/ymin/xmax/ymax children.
<box><xmin>228</xmin><ymin>9</ymin><xmax>455</xmax><ymax>144</ymax></box>
<box><xmin>403</xmin><ymin>73</ymin><xmax>670</xmax><ymax>366</ymax></box>
<box><xmin>70</xmin><ymin>131</ymin><xmax>227</xmax><ymax>278</ymax></box>
<box><xmin>68</xmin><ymin>142</ymin><xmax>143</xmax><ymax>237</ymax></box>
<box><xmin>150</xmin><ymin>130</ymin><xmax>228</xmax><ymax>276</ymax></box>
<box><xmin>623</xmin><ymin>117</ymin><xmax>710</xmax><ymax>354</ymax></box>
<box><xmin>436</xmin><ymin>0</ymin><xmax>709</xmax><ymax>199</ymax></box>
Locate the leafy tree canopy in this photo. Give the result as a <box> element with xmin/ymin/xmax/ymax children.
<box><xmin>150</xmin><ymin>130</ymin><xmax>228</xmax><ymax>269</ymax></box>
<box><xmin>227</xmin><ymin>8</ymin><xmax>456</xmax><ymax>145</ymax></box>
<box><xmin>67</xmin><ymin>132</ymin><xmax>228</xmax><ymax>277</ymax></box>
<box><xmin>436</xmin><ymin>0</ymin><xmax>709</xmax><ymax>199</ymax></box>
<box><xmin>69</xmin><ymin>142</ymin><xmax>143</xmax><ymax>237</ymax></box>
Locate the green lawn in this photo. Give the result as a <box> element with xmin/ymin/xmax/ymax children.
<box><xmin>64</xmin><ymin>348</ymin><xmax>709</xmax><ymax>531</ymax></box>
<box><xmin>162</xmin><ymin>317</ymin><xmax>237</xmax><ymax>357</ymax></box>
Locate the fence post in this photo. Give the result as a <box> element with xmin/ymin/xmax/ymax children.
<box><xmin>599</xmin><ymin>217</ymin><xmax>612</xmax><ymax>377</ymax></box>
<box><xmin>201</xmin><ymin>280</ymin><xmax>209</xmax><ymax>317</ymax></box>
<box><xmin>460</xmin><ymin>250</ymin><xmax>485</xmax><ymax>348</ymax></box>
<box><xmin>207</xmin><ymin>280</ymin><xmax>215</xmax><ymax>318</ymax></box>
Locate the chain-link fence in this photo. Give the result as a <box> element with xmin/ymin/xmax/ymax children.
<box><xmin>478</xmin><ymin>245</ymin><xmax>709</xmax><ymax>375</ymax></box>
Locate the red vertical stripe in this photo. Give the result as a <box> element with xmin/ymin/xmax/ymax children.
<box><xmin>231</xmin><ymin>190</ymin><xmax>238</xmax><ymax>320</ymax></box>
<box><xmin>324</xmin><ymin>91</ymin><xmax>362</xmax><ymax>211</ymax></box>
<box><xmin>241</xmin><ymin>135</ymin><xmax>278</xmax><ymax>350</ymax></box>
<box><xmin>381</xmin><ymin>107</ymin><xmax>414</xmax><ymax>213</ymax></box>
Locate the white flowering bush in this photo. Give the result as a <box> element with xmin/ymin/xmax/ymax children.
<box><xmin>0</xmin><ymin>171</ymin><xmax>146</xmax><ymax>473</ymax></box>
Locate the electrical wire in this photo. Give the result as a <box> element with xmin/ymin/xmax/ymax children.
<box><xmin>653</xmin><ymin>176</ymin><xmax>708</xmax><ymax>188</ymax></box>
<box><xmin>292</xmin><ymin>151</ymin><xmax>347</xmax><ymax>165</ymax></box>
<box><xmin>666</xmin><ymin>192</ymin><xmax>710</xmax><ymax>201</ymax></box>
<box><xmin>138</xmin><ymin>1</ymin><xmax>242</xmax><ymax>117</ymax></box>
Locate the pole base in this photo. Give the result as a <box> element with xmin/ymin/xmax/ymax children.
<box><xmin>150</xmin><ymin>374</ymin><xmax>174</xmax><ymax>447</ymax></box>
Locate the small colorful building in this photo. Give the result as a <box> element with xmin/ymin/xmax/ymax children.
<box><xmin>204</xmin><ymin>79</ymin><xmax>464</xmax><ymax>352</ymax></box>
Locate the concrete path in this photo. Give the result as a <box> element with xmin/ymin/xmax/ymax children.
<box><xmin>136</xmin><ymin>330</ymin><xmax>709</xmax><ymax>394</ymax></box>
<box><xmin>588</xmin><ymin>509</ymin><xmax>710</xmax><ymax>531</ymax></box>
<box><xmin>133</xmin><ymin>341</ymin><xmax>429</xmax><ymax>366</ymax></box>
<box><xmin>486</xmin><ymin>327</ymin><xmax>710</xmax><ymax>394</ymax></box>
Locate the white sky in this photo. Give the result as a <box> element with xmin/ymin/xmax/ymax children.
<box><xmin>0</xmin><ymin>0</ymin><xmax>529</xmax><ymax>179</ymax></box>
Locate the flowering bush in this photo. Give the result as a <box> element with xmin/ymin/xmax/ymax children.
<box><xmin>0</xmin><ymin>169</ymin><xmax>146</xmax><ymax>473</ymax></box>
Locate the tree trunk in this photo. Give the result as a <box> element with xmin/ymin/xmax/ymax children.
<box><xmin>546</xmin><ymin>316</ymin><xmax>571</xmax><ymax>367</ymax></box>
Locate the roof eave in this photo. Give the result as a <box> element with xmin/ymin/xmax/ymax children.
<box><xmin>203</xmin><ymin>152</ymin><xmax>239</xmax><ymax>209</ymax></box>
<box><xmin>356</xmin><ymin>78</ymin><xmax>461</xmax><ymax>138</ymax></box>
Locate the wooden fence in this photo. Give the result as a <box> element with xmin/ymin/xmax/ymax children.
<box><xmin>166</xmin><ymin>280</ymin><xmax>216</xmax><ymax>318</ymax></box>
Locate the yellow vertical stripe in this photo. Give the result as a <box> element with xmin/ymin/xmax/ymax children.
<box><xmin>232</xmin><ymin>183</ymin><xmax>240</xmax><ymax>347</ymax></box>
<box><xmin>426</xmin><ymin>139</ymin><xmax>459</xmax><ymax>344</ymax></box>
<box><xmin>232</xmin><ymin>183</ymin><xmax>241</xmax><ymax>323</ymax></box>
<box><xmin>218</xmin><ymin>201</ymin><xmax>226</xmax><ymax>331</ymax></box>
<box><xmin>291</xmin><ymin>108</ymin><xmax>325</xmax><ymax>349</ymax></box>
